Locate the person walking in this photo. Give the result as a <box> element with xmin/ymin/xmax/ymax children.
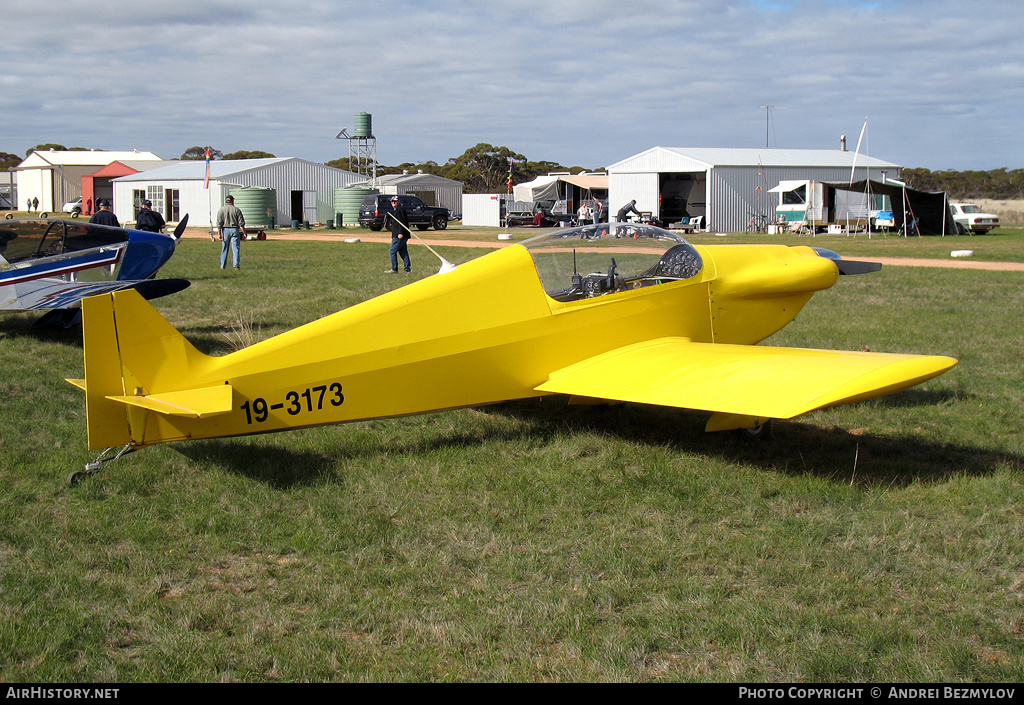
<box><xmin>89</xmin><ymin>199</ymin><xmax>120</xmax><ymax>227</ymax></box>
<box><xmin>216</xmin><ymin>195</ymin><xmax>247</xmax><ymax>270</ymax></box>
<box><xmin>384</xmin><ymin>196</ymin><xmax>411</xmax><ymax>274</ymax></box>
<box><xmin>135</xmin><ymin>199</ymin><xmax>166</xmax><ymax>232</ymax></box>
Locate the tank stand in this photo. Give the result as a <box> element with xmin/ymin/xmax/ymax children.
<box><xmin>68</xmin><ymin>443</ymin><xmax>136</xmax><ymax>486</ymax></box>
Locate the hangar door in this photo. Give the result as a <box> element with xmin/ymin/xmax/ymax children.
<box><xmin>659</xmin><ymin>172</ymin><xmax>706</xmax><ymax>225</ymax></box>
<box><xmin>291</xmin><ymin>190</ymin><xmax>317</xmax><ymax>225</ymax></box>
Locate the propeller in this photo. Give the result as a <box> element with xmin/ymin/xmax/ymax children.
<box><xmin>812</xmin><ymin>247</ymin><xmax>882</xmax><ymax>275</ymax></box>
<box><xmin>172</xmin><ymin>213</ymin><xmax>190</xmax><ymax>240</ymax></box>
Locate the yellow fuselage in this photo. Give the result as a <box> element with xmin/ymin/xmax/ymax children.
<box><xmin>98</xmin><ymin>243</ymin><xmax>838</xmax><ymax>448</ymax></box>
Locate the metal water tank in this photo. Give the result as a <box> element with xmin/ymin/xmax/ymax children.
<box><xmin>335</xmin><ymin>185</ymin><xmax>377</xmax><ymax>227</ymax></box>
<box><xmin>353</xmin><ymin>112</ymin><xmax>373</xmax><ymax>138</ymax></box>
<box><xmin>229</xmin><ymin>187</ymin><xmax>277</xmax><ymax>227</ymax></box>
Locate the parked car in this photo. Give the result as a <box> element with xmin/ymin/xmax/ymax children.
<box><xmin>62</xmin><ymin>198</ymin><xmax>82</xmax><ymax>214</ymax></box>
<box><xmin>358</xmin><ymin>194</ymin><xmax>450</xmax><ymax>232</ymax></box>
<box><xmin>950</xmin><ymin>202</ymin><xmax>999</xmax><ymax>234</ymax></box>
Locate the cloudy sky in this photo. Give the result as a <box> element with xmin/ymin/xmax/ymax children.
<box><xmin>4</xmin><ymin>0</ymin><xmax>1022</xmax><ymax>171</ymax></box>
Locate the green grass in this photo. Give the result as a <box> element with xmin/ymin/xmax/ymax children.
<box><xmin>0</xmin><ymin>236</ymin><xmax>1022</xmax><ymax>682</ymax></box>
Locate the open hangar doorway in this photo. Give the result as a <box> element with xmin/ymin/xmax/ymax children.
<box><xmin>659</xmin><ymin>172</ymin><xmax>706</xmax><ymax>226</ymax></box>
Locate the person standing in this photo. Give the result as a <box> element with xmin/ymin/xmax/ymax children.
<box><xmin>385</xmin><ymin>196</ymin><xmax>411</xmax><ymax>274</ymax></box>
<box><xmin>616</xmin><ymin>200</ymin><xmax>640</xmax><ymax>222</ymax></box>
<box><xmin>577</xmin><ymin>201</ymin><xmax>591</xmax><ymax>225</ymax></box>
<box><xmin>89</xmin><ymin>199</ymin><xmax>120</xmax><ymax>227</ymax></box>
<box><xmin>135</xmin><ymin>199</ymin><xmax>166</xmax><ymax>232</ymax></box>
<box><xmin>86</xmin><ymin>197</ymin><xmax>93</xmax><ymax>216</ymax></box>
<box><xmin>216</xmin><ymin>195</ymin><xmax>247</xmax><ymax>270</ymax></box>
<box><xmin>31</xmin><ymin>197</ymin><xmax>38</xmax><ymax>213</ymax></box>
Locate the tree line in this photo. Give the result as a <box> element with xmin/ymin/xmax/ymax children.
<box><xmin>902</xmin><ymin>168</ymin><xmax>1024</xmax><ymax>200</ymax></box>
<box><xmin>5</xmin><ymin>143</ymin><xmax>1023</xmax><ymax>200</ymax></box>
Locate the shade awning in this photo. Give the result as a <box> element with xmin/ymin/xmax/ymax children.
<box><xmin>768</xmin><ymin>180</ymin><xmax>809</xmax><ymax>193</ymax></box>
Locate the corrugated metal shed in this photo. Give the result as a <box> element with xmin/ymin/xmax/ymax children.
<box><xmin>377</xmin><ymin>171</ymin><xmax>464</xmax><ymax>217</ymax></box>
<box><xmin>608</xmin><ymin>147</ymin><xmax>901</xmax><ymax>232</ymax></box>
<box><xmin>15</xmin><ymin>149</ymin><xmax>163</xmax><ymax>212</ymax></box>
<box><xmin>112</xmin><ymin>158</ymin><xmax>362</xmax><ymax>227</ymax></box>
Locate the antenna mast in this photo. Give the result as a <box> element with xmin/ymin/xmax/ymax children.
<box><xmin>758</xmin><ymin>105</ymin><xmax>783</xmax><ymax>148</ymax></box>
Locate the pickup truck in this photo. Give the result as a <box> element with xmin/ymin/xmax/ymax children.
<box><xmin>950</xmin><ymin>202</ymin><xmax>999</xmax><ymax>234</ymax></box>
<box><xmin>359</xmin><ymin>194</ymin><xmax>450</xmax><ymax>232</ymax></box>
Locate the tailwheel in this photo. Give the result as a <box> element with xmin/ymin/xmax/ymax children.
<box><xmin>68</xmin><ymin>443</ymin><xmax>136</xmax><ymax>486</ymax></box>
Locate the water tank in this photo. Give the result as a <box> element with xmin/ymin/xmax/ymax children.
<box><xmin>353</xmin><ymin>112</ymin><xmax>373</xmax><ymax>138</ymax></box>
<box><xmin>335</xmin><ymin>185</ymin><xmax>377</xmax><ymax>227</ymax></box>
<box><xmin>229</xmin><ymin>186</ymin><xmax>276</xmax><ymax>227</ymax></box>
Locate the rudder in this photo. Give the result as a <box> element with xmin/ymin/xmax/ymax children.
<box><xmin>75</xmin><ymin>289</ymin><xmax>211</xmax><ymax>450</ymax></box>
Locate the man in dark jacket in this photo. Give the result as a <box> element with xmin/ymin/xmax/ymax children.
<box><xmin>135</xmin><ymin>200</ymin><xmax>166</xmax><ymax>232</ymax></box>
<box><xmin>385</xmin><ymin>196</ymin><xmax>411</xmax><ymax>274</ymax></box>
<box><xmin>616</xmin><ymin>200</ymin><xmax>641</xmax><ymax>222</ymax></box>
<box><xmin>89</xmin><ymin>199</ymin><xmax>120</xmax><ymax>227</ymax></box>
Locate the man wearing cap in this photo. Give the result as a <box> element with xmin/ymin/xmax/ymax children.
<box><xmin>216</xmin><ymin>195</ymin><xmax>247</xmax><ymax>270</ymax></box>
<box><xmin>89</xmin><ymin>199</ymin><xmax>120</xmax><ymax>227</ymax></box>
<box><xmin>384</xmin><ymin>196</ymin><xmax>411</xmax><ymax>274</ymax></box>
<box><xmin>135</xmin><ymin>199</ymin><xmax>166</xmax><ymax>233</ymax></box>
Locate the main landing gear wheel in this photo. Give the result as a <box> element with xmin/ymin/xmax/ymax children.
<box><xmin>739</xmin><ymin>420</ymin><xmax>772</xmax><ymax>441</ymax></box>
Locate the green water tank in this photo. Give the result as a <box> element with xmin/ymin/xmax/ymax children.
<box><xmin>353</xmin><ymin>112</ymin><xmax>373</xmax><ymax>138</ymax></box>
<box><xmin>229</xmin><ymin>187</ymin><xmax>276</xmax><ymax>228</ymax></box>
<box><xmin>335</xmin><ymin>185</ymin><xmax>377</xmax><ymax>227</ymax></box>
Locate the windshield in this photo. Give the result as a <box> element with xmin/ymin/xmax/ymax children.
<box><xmin>0</xmin><ymin>218</ymin><xmax>128</xmax><ymax>264</ymax></box>
<box><xmin>522</xmin><ymin>222</ymin><xmax>703</xmax><ymax>302</ymax></box>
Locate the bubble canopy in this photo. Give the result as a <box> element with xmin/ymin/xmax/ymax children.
<box><xmin>520</xmin><ymin>222</ymin><xmax>703</xmax><ymax>302</ymax></box>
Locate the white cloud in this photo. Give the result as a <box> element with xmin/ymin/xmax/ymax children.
<box><xmin>2</xmin><ymin>0</ymin><xmax>1021</xmax><ymax>169</ymax></box>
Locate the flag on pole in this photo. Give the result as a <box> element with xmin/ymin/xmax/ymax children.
<box><xmin>204</xmin><ymin>149</ymin><xmax>211</xmax><ymax>189</ymax></box>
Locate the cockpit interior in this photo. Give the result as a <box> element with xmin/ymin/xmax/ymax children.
<box><xmin>521</xmin><ymin>223</ymin><xmax>703</xmax><ymax>302</ymax></box>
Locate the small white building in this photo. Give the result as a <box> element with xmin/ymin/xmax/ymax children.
<box><xmin>376</xmin><ymin>171</ymin><xmax>463</xmax><ymax>218</ymax></box>
<box><xmin>15</xmin><ymin>149</ymin><xmax>162</xmax><ymax>212</ymax></box>
<box><xmin>607</xmin><ymin>147</ymin><xmax>901</xmax><ymax>232</ymax></box>
<box><xmin>112</xmin><ymin>158</ymin><xmax>363</xmax><ymax>227</ymax></box>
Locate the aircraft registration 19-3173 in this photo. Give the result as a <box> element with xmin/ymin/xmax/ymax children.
<box><xmin>0</xmin><ymin>216</ymin><xmax>189</xmax><ymax>328</ymax></box>
<box><xmin>67</xmin><ymin>222</ymin><xmax>956</xmax><ymax>483</ymax></box>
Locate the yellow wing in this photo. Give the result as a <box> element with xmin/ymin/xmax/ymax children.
<box><xmin>535</xmin><ymin>337</ymin><xmax>956</xmax><ymax>428</ymax></box>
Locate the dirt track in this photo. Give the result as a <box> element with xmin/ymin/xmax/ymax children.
<box><xmin>182</xmin><ymin>230</ymin><xmax>1024</xmax><ymax>272</ymax></box>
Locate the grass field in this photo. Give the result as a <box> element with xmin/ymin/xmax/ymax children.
<box><xmin>1</xmin><ymin>229</ymin><xmax>1022</xmax><ymax>682</ymax></box>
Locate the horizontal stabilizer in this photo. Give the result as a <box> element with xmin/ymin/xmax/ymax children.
<box><xmin>536</xmin><ymin>337</ymin><xmax>956</xmax><ymax>422</ymax></box>
<box><xmin>106</xmin><ymin>384</ymin><xmax>233</xmax><ymax>418</ymax></box>
<box><xmin>66</xmin><ymin>378</ymin><xmax>86</xmax><ymax>391</ymax></box>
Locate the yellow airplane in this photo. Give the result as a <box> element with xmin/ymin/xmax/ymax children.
<box><xmin>68</xmin><ymin>222</ymin><xmax>956</xmax><ymax>482</ymax></box>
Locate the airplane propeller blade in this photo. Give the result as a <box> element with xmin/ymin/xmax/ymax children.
<box><xmin>172</xmin><ymin>214</ymin><xmax>190</xmax><ymax>240</ymax></box>
<box><xmin>129</xmin><ymin>278</ymin><xmax>191</xmax><ymax>300</ymax></box>
<box><xmin>812</xmin><ymin>247</ymin><xmax>881</xmax><ymax>275</ymax></box>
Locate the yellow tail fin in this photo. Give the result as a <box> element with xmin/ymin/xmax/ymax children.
<box><xmin>74</xmin><ymin>289</ymin><xmax>227</xmax><ymax>450</ymax></box>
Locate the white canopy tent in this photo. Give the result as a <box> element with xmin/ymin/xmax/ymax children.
<box><xmin>513</xmin><ymin>173</ymin><xmax>608</xmax><ymax>203</ymax></box>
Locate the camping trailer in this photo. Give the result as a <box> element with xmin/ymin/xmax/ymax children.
<box><xmin>770</xmin><ymin>179</ymin><xmax>895</xmax><ymax>231</ymax></box>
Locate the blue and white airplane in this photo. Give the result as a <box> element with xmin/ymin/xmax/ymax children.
<box><xmin>0</xmin><ymin>215</ymin><xmax>190</xmax><ymax>327</ymax></box>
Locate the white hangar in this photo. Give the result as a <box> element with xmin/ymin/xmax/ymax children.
<box><xmin>112</xmin><ymin>157</ymin><xmax>362</xmax><ymax>228</ymax></box>
<box><xmin>376</xmin><ymin>170</ymin><xmax>464</xmax><ymax>218</ymax></box>
<box><xmin>607</xmin><ymin>147</ymin><xmax>901</xmax><ymax>232</ymax></box>
<box><xmin>15</xmin><ymin>149</ymin><xmax>162</xmax><ymax>213</ymax></box>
